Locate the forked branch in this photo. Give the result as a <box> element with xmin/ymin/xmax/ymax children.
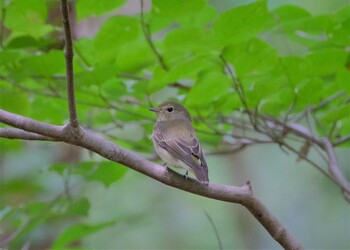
<box><xmin>0</xmin><ymin>108</ymin><xmax>303</xmax><ymax>250</ymax></box>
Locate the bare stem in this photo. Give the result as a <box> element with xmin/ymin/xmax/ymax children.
<box><xmin>60</xmin><ymin>0</ymin><xmax>79</xmax><ymax>128</ymax></box>
<box><xmin>323</xmin><ymin>138</ymin><xmax>350</xmax><ymax>201</ymax></box>
<box><xmin>334</xmin><ymin>134</ymin><xmax>350</xmax><ymax>147</ymax></box>
<box><xmin>139</xmin><ymin>0</ymin><xmax>168</xmax><ymax>71</ymax></box>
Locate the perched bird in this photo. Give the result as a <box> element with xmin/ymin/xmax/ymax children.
<box><xmin>149</xmin><ymin>101</ymin><xmax>209</xmax><ymax>185</ymax></box>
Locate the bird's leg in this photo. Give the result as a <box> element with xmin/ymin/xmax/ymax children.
<box><xmin>183</xmin><ymin>170</ymin><xmax>188</xmax><ymax>180</ymax></box>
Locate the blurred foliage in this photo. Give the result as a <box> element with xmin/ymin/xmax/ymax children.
<box><xmin>0</xmin><ymin>0</ymin><xmax>349</xmax><ymax>249</ymax></box>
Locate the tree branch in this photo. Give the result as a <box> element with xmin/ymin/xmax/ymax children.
<box><xmin>60</xmin><ymin>0</ymin><xmax>79</xmax><ymax>128</ymax></box>
<box><xmin>334</xmin><ymin>134</ymin><xmax>350</xmax><ymax>147</ymax></box>
<box><xmin>323</xmin><ymin>138</ymin><xmax>350</xmax><ymax>202</ymax></box>
<box><xmin>0</xmin><ymin>109</ymin><xmax>303</xmax><ymax>249</ymax></box>
<box><xmin>247</xmin><ymin>111</ymin><xmax>350</xmax><ymax>200</ymax></box>
<box><xmin>0</xmin><ymin>127</ymin><xmax>57</xmax><ymax>141</ymax></box>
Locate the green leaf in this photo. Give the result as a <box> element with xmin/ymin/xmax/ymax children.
<box><xmin>336</xmin><ymin>68</ymin><xmax>350</xmax><ymax>94</ymax></box>
<box><xmin>185</xmin><ymin>71</ymin><xmax>232</xmax><ymax>108</ymax></box>
<box><xmin>86</xmin><ymin>161</ymin><xmax>128</xmax><ymax>187</ymax></box>
<box><xmin>296</xmin><ymin>77</ymin><xmax>325</xmax><ymax>105</ymax></box>
<box><xmin>245</xmin><ymin>74</ymin><xmax>287</xmax><ymax>106</ymax></box>
<box><xmin>52</xmin><ymin>221</ymin><xmax>116</xmax><ymax>249</ymax></box>
<box><xmin>74</xmin><ymin>38</ymin><xmax>95</xmax><ymax>68</ymax></box>
<box><xmin>101</xmin><ymin>78</ymin><xmax>128</xmax><ymax>100</ymax></box>
<box><xmin>115</xmin><ymin>40</ymin><xmax>155</xmax><ymax>73</ymax></box>
<box><xmin>214</xmin><ymin>92</ymin><xmax>242</xmax><ymax>114</ymax></box>
<box><xmin>0</xmin><ymin>89</ymin><xmax>30</xmax><ymax>116</ymax></box>
<box><xmin>0</xmin><ymin>50</ymin><xmax>26</xmax><ymax>65</ymax></box>
<box><xmin>167</xmin><ymin>55</ymin><xmax>220</xmax><ymax>83</ymax></box>
<box><xmin>76</xmin><ymin>0</ymin><xmax>126</xmax><ymax>20</ymax></box>
<box><xmin>19</xmin><ymin>50</ymin><xmax>65</xmax><ymax>76</ymax></box>
<box><xmin>6</xmin><ymin>35</ymin><xmax>40</xmax><ymax>49</ymax></box>
<box><xmin>0</xmin><ymin>178</ymin><xmax>43</xmax><ymax>199</ymax></box>
<box><xmin>94</xmin><ymin>16</ymin><xmax>140</xmax><ymax>64</ymax></box>
<box><xmin>272</xmin><ymin>5</ymin><xmax>311</xmax><ymax>20</ymax></box>
<box><xmin>222</xmin><ymin>38</ymin><xmax>278</xmax><ymax>76</ymax></box>
<box><xmin>50</xmin><ymin>161</ymin><xmax>128</xmax><ymax>187</ymax></box>
<box><xmin>259</xmin><ymin>87</ymin><xmax>294</xmax><ymax>116</ymax></box>
<box><xmin>322</xmin><ymin>103</ymin><xmax>350</xmax><ymax>123</ymax></box>
<box><xmin>214</xmin><ymin>0</ymin><xmax>270</xmax><ymax>45</ymax></box>
<box><xmin>49</xmin><ymin>163</ymin><xmax>67</xmax><ymax>176</ymax></box>
<box><xmin>68</xmin><ymin>198</ymin><xmax>90</xmax><ymax>217</ymax></box>
<box><xmin>278</xmin><ymin>56</ymin><xmax>309</xmax><ymax>86</ymax></box>
<box><xmin>335</xmin><ymin>4</ymin><xmax>350</xmax><ymax>22</ymax></box>
<box><xmin>147</xmin><ymin>66</ymin><xmax>169</xmax><ymax>93</ymax></box>
<box><xmin>177</xmin><ymin>4</ymin><xmax>218</xmax><ymax>27</ymax></box>
<box><xmin>31</xmin><ymin>96</ymin><xmax>68</xmax><ymax>124</ymax></box>
<box><xmin>4</xmin><ymin>0</ymin><xmax>53</xmax><ymax>38</ymax></box>
<box><xmin>164</xmin><ymin>27</ymin><xmax>220</xmax><ymax>54</ymax></box>
<box><xmin>262</xmin><ymin>14</ymin><xmax>337</xmax><ymax>54</ymax></box>
<box><xmin>304</xmin><ymin>48</ymin><xmax>348</xmax><ymax>76</ymax></box>
<box><xmin>152</xmin><ymin>0</ymin><xmax>206</xmax><ymax>18</ymax></box>
<box><xmin>0</xmin><ymin>139</ymin><xmax>22</xmax><ymax>152</ymax></box>
<box><xmin>75</xmin><ymin>65</ymin><xmax>118</xmax><ymax>87</ymax></box>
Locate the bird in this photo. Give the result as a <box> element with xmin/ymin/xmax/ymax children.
<box><xmin>149</xmin><ymin>101</ymin><xmax>209</xmax><ymax>185</ymax></box>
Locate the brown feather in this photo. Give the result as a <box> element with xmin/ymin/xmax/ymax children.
<box><xmin>152</xmin><ymin>119</ymin><xmax>209</xmax><ymax>184</ymax></box>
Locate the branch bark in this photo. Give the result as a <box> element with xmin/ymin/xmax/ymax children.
<box><xmin>0</xmin><ymin>108</ymin><xmax>303</xmax><ymax>250</ymax></box>
<box><xmin>323</xmin><ymin>138</ymin><xmax>350</xmax><ymax>201</ymax></box>
<box><xmin>0</xmin><ymin>127</ymin><xmax>57</xmax><ymax>141</ymax></box>
<box><xmin>60</xmin><ymin>0</ymin><xmax>79</xmax><ymax>128</ymax></box>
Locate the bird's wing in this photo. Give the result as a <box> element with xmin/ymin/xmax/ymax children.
<box><xmin>153</xmin><ymin>128</ymin><xmax>209</xmax><ymax>184</ymax></box>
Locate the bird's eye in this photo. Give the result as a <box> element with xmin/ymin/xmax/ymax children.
<box><xmin>167</xmin><ymin>107</ymin><xmax>173</xmax><ymax>112</ymax></box>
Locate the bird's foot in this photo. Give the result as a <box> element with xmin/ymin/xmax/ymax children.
<box><xmin>183</xmin><ymin>170</ymin><xmax>189</xmax><ymax>180</ymax></box>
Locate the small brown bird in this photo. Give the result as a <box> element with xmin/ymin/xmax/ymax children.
<box><xmin>149</xmin><ymin>101</ymin><xmax>209</xmax><ymax>185</ymax></box>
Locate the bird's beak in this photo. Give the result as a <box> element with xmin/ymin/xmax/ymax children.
<box><xmin>149</xmin><ymin>107</ymin><xmax>159</xmax><ymax>112</ymax></box>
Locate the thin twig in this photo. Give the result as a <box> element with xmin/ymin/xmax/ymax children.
<box><xmin>3</xmin><ymin>75</ymin><xmax>154</xmax><ymax>121</ymax></box>
<box><xmin>280</xmin><ymin>141</ymin><xmax>334</xmax><ymax>183</ymax></box>
<box><xmin>323</xmin><ymin>138</ymin><xmax>350</xmax><ymax>201</ymax></box>
<box><xmin>334</xmin><ymin>134</ymin><xmax>350</xmax><ymax>147</ymax></box>
<box><xmin>73</xmin><ymin>42</ymin><xmax>92</xmax><ymax>69</ymax></box>
<box><xmin>219</xmin><ymin>55</ymin><xmax>259</xmax><ymax>130</ymax></box>
<box><xmin>282</xmin><ymin>95</ymin><xmax>297</xmax><ymax>124</ymax></box>
<box><xmin>293</xmin><ymin>91</ymin><xmax>346</xmax><ymax>122</ymax></box>
<box><xmin>304</xmin><ymin>107</ymin><xmax>329</xmax><ymax>163</ymax></box>
<box><xmin>60</xmin><ymin>0</ymin><xmax>79</xmax><ymax>128</ymax></box>
<box><xmin>219</xmin><ymin>55</ymin><xmax>246</xmax><ymax>109</ymax></box>
<box><xmin>204</xmin><ymin>211</ymin><xmax>223</xmax><ymax>250</ymax></box>
<box><xmin>139</xmin><ymin>0</ymin><xmax>168</xmax><ymax>71</ymax></box>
